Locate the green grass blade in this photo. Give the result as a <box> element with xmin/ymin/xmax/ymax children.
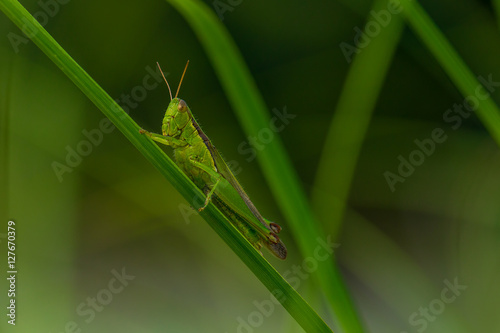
<box><xmin>494</xmin><ymin>0</ymin><xmax>500</xmax><ymax>29</ymax></box>
<box><xmin>401</xmin><ymin>0</ymin><xmax>500</xmax><ymax>144</ymax></box>
<box><xmin>0</xmin><ymin>0</ymin><xmax>333</xmax><ymax>331</ymax></box>
<box><xmin>311</xmin><ymin>0</ymin><xmax>405</xmax><ymax>240</ymax></box>
<box><xmin>163</xmin><ymin>1</ymin><xmax>364</xmax><ymax>331</ymax></box>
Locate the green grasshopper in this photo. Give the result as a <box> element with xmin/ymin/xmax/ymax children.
<box><xmin>139</xmin><ymin>62</ymin><xmax>287</xmax><ymax>259</ymax></box>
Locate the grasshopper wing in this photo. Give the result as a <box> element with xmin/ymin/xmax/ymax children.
<box><xmin>210</xmin><ymin>143</ymin><xmax>281</xmax><ymax>243</ymax></box>
<box><xmin>191</xmin><ymin>117</ymin><xmax>281</xmax><ymax>244</ymax></box>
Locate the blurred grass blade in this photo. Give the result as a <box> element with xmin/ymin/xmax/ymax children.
<box><xmin>401</xmin><ymin>0</ymin><xmax>500</xmax><ymax>144</ymax></box>
<box><xmin>340</xmin><ymin>209</ymin><xmax>470</xmax><ymax>333</ymax></box>
<box><xmin>0</xmin><ymin>0</ymin><xmax>334</xmax><ymax>331</ymax></box>
<box><xmin>494</xmin><ymin>0</ymin><xmax>500</xmax><ymax>29</ymax></box>
<box><xmin>311</xmin><ymin>0</ymin><xmax>404</xmax><ymax>240</ymax></box>
<box><xmin>163</xmin><ymin>1</ymin><xmax>364</xmax><ymax>331</ymax></box>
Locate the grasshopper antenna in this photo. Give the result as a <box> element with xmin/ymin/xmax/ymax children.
<box><xmin>156</xmin><ymin>62</ymin><xmax>172</xmax><ymax>101</ymax></box>
<box><xmin>175</xmin><ymin>60</ymin><xmax>189</xmax><ymax>99</ymax></box>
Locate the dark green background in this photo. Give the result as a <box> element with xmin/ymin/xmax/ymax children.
<box><xmin>1</xmin><ymin>0</ymin><xmax>500</xmax><ymax>332</ymax></box>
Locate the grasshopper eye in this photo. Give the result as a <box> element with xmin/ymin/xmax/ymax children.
<box><xmin>178</xmin><ymin>99</ymin><xmax>187</xmax><ymax>112</ymax></box>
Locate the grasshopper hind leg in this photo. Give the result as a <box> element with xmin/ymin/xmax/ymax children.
<box><xmin>198</xmin><ymin>176</ymin><xmax>221</xmax><ymax>212</ymax></box>
<box><xmin>188</xmin><ymin>157</ymin><xmax>222</xmax><ymax>212</ymax></box>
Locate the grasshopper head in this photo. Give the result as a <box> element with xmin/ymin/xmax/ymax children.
<box><xmin>162</xmin><ymin>98</ymin><xmax>192</xmax><ymax>136</ymax></box>
<box><xmin>157</xmin><ymin>61</ymin><xmax>192</xmax><ymax>137</ymax></box>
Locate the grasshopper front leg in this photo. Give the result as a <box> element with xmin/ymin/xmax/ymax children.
<box><xmin>188</xmin><ymin>158</ymin><xmax>222</xmax><ymax>211</ymax></box>
<box><xmin>139</xmin><ymin>129</ymin><xmax>186</xmax><ymax>147</ymax></box>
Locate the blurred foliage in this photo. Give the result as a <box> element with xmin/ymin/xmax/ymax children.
<box><xmin>1</xmin><ymin>0</ymin><xmax>500</xmax><ymax>332</ymax></box>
